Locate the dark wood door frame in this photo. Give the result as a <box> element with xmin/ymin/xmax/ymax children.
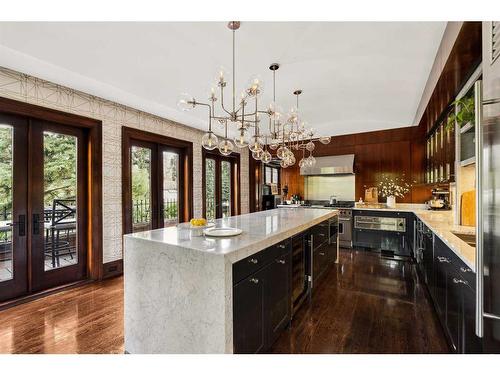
<box><xmin>0</xmin><ymin>97</ymin><xmax>103</xmax><ymax>290</ymax></box>
<box><xmin>122</xmin><ymin>126</ymin><xmax>193</xmax><ymax>234</ymax></box>
<box><xmin>30</xmin><ymin>120</ymin><xmax>88</xmax><ymax>291</ymax></box>
<box><xmin>202</xmin><ymin>149</ymin><xmax>241</xmax><ymax>218</ymax></box>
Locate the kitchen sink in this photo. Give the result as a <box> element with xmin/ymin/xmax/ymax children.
<box><xmin>452</xmin><ymin>232</ymin><xmax>476</xmax><ymax>247</ymax></box>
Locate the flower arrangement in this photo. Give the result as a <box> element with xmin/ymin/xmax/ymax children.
<box><xmin>377</xmin><ymin>174</ymin><xmax>411</xmax><ymax>198</ymax></box>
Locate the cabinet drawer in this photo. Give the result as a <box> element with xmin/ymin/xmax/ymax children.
<box><xmin>233</xmin><ymin>239</ymin><xmax>290</xmax><ymax>285</ymax></box>
<box><xmin>313</xmin><ymin>245</ymin><xmax>329</xmax><ymax>281</ymax></box>
<box><xmin>311</xmin><ymin>222</ymin><xmax>329</xmax><ymax>249</ymax></box>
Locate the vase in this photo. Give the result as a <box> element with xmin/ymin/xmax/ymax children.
<box><xmin>386</xmin><ymin>195</ymin><xmax>396</xmax><ymax>208</ymax></box>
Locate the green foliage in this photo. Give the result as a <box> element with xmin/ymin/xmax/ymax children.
<box><xmin>446</xmin><ymin>95</ymin><xmax>475</xmax><ymax>131</ymax></box>
<box><xmin>43</xmin><ymin>132</ymin><xmax>77</xmax><ymax>206</ymax></box>
<box><xmin>0</xmin><ymin>127</ymin><xmax>13</xmax><ymax>213</ymax></box>
<box><xmin>0</xmin><ymin>129</ymin><xmax>77</xmax><ymax>212</ymax></box>
<box><xmin>131</xmin><ymin>146</ymin><xmax>151</xmax><ymax>202</ymax></box>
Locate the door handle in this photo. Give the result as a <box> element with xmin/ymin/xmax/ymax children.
<box><xmin>6</xmin><ymin>215</ymin><xmax>26</xmax><ymax>237</ymax></box>
<box><xmin>32</xmin><ymin>213</ymin><xmax>40</xmax><ymax>235</ymax></box>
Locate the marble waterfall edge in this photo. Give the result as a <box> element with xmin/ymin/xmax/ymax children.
<box><xmin>124</xmin><ymin>208</ymin><xmax>336</xmax><ymax>353</ymax></box>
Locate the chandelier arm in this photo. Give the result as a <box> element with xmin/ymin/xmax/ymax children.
<box><xmin>194</xmin><ymin>102</ymin><xmax>214</xmax><ymax>132</ymax></box>
<box><xmin>219</xmin><ymin>86</ymin><xmax>233</xmax><ymax>116</ymax></box>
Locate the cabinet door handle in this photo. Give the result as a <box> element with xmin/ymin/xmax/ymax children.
<box><xmin>248</xmin><ymin>258</ymin><xmax>258</xmax><ymax>264</ymax></box>
<box><xmin>460</xmin><ymin>267</ymin><xmax>472</xmax><ymax>273</ymax></box>
<box><xmin>249</xmin><ymin>278</ymin><xmax>259</xmax><ymax>284</ymax></box>
<box><xmin>276</xmin><ymin>259</ymin><xmax>285</xmax><ymax>264</ymax></box>
<box><xmin>453</xmin><ymin>278</ymin><xmax>468</xmax><ymax>286</ymax></box>
<box><xmin>319</xmin><ymin>252</ymin><xmax>325</xmax><ymax>256</ymax></box>
<box><xmin>437</xmin><ymin>256</ymin><xmax>450</xmax><ymax>263</ymax></box>
<box><xmin>278</xmin><ymin>244</ymin><xmax>286</xmax><ymax>249</ymax></box>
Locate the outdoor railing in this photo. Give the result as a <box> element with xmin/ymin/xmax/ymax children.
<box><xmin>132</xmin><ymin>198</ymin><xmax>179</xmax><ymax>227</ymax></box>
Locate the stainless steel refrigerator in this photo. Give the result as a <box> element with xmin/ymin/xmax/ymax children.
<box><xmin>476</xmin><ymin>21</ymin><xmax>500</xmax><ymax>352</ymax></box>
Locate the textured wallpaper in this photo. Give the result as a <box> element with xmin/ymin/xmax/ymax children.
<box><xmin>0</xmin><ymin>67</ymin><xmax>250</xmax><ymax>263</ymax></box>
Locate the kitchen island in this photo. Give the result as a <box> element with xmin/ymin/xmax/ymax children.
<box><xmin>124</xmin><ymin>208</ymin><xmax>337</xmax><ymax>354</ymax></box>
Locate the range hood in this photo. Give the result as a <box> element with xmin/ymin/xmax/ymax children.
<box><xmin>300</xmin><ymin>154</ymin><xmax>355</xmax><ymax>175</ymax></box>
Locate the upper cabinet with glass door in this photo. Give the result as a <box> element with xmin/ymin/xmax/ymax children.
<box><xmin>453</xmin><ymin>68</ymin><xmax>482</xmax><ymax>167</ymax></box>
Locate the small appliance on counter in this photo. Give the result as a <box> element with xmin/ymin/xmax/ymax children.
<box><xmin>426</xmin><ymin>186</ymin><xmax>451</xmax><ymax>210</ymax></box>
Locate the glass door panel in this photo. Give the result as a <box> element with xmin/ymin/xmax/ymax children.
<box><xmin>131</xmin><ymin>146</ymin><xmax>152</xmax><ymax>233</ymax></box>
<box><xmin>162</xmin><ymin>151</ymin><xmax>179</xmax><ymax>227</ymax></box>
<box><xmin>0</xmin><ymin>114</ymin><xmax>28</xmax><ymax>302</ymax></box>
<box><xmin>0</xmin><ymin>125</ymin><xmax>14</xmax><ymax>282</ymax></box>
<box><xmin>221</xmin><ymin>160</ymin><xmax>232</xmax><ymax>218</ymax></box>
<box><xmin>31</xmin><ymin>122</ymin><xmax>88</xmax><ymax>292</ymax></box>
<box><xmin>43</xmin><ymin>131</ymin><xmax>78</xmax><ymax>271</ymax></box>
<box><xmin>205</xmin><ymin>158</ymin><xmax>216</xmax><ymax>221</ymax></box>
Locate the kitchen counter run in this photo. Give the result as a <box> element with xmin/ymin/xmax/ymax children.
<box><xmin>353</xmin><ymin>205</ymin><xmax>475</xmax><ymax>271</ymax></box>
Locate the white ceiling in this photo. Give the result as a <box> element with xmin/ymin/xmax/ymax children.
<box><xmin>0</xmin><ymin>22</ymin><xmax>446</xmax><ymax>137</ymax></box>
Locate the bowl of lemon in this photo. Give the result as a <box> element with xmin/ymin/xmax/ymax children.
<box><xmin>178</xmin><ymin>218</ymin><xmax>215</xmax><ymax>236</ymax></box>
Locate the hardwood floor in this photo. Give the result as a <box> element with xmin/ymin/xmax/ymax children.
<box><xmin>0</xmin><ymin>277</ymin><xmax>124</xmax><ymax>354</ymax></box>
<box><xmin>269</xmin><ymin>249</ymin><xmax>450</xmax><ymax>354</ymax></box>
<box><xmin>0</xmin><ymin>249</ymin><xmax>449</xmax><ymax>354</ymax></box>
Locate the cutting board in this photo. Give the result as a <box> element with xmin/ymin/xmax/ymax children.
<box><xmin>461</xmin><ymin>190</ymin><xmax>476</xmax><ymax>227</ymax></box>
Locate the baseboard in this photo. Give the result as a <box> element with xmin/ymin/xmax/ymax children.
<box><xmin>102</xmin><ymin>259</ymin><xmax>123</xmax><ymax>279</ymax></box>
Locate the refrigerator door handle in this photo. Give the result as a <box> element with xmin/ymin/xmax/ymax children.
<box><xmin>475</xmin><ymin>80</ymin><xmax>484</xmax><ymax>338</ymax></box>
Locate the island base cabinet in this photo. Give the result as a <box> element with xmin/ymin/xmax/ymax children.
<box><xmin>233</xmin><ymin>267</ymin><xmax>266</xmax><ymax>354</ymax></box>
<box><xmin>233</xmin><ymin>248</ymin><xmax>292</xmax><ymax>354</ymax></box>
<box><xmin>266</xmin><ymin>252</ymin><xmax>292</xmax><ymax>346</ymax></box>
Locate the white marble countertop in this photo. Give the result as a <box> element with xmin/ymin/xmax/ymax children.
<box><xmin>352</xmin><ymin>204</ymin><xmax>476</xmax><ymax>271</ymax></box>
<box><xmin>124</xmin><ymin>208</ymin><xmax>337</xmax><ymax>264</ymax></box>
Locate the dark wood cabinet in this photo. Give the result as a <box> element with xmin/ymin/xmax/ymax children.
<box><xmin>420</xmin><ymin>234</ymin><xmax>483</xmax><ymax>353</ymax></box>
<box><xmin>233</xmin><ymin>267</ymin><xmax>266</xmax><ymax>354</ymax></box>
<box><xmin>461</xmin><ymin>281</ymin><xmax>483</xmax><ymax>353</ymax></box>
<box><xmin>265</xmin><ymin>251</ymin><xmax>292</xmax><ymax>346</ymax></box>
<box><xmin>233</xmin><ymin>239</ymin><xmax>292</xmax><ymax>353</ymax></box>
<box><xmin>233</xmin><ymin>218</ymin><xmax>337</xmax><ymax>353</ymax></box>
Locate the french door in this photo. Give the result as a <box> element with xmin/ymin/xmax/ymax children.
<box><xmin>203</xmin><ymin>150</ymin><xmax>240</xmax><ymax>220</ymax></box>
<box><xmin>0</xmin><ymin>113</ymin><xmax>88</xmax><ymax>302</ymax></box>
<box><xmin>122</xmin><ymin>127</ymin><xmax>193</xmax><ymax>234</ymax></box>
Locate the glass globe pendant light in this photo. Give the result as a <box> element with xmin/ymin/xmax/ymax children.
<box><xmin>218</xmin><ymin>121</ymin><xmax>234</xmax><ymax>156</ymax></box>
<box><xmin>252</xmin><ymin>148</ymin><xmax>263</xmax><ymax>160</ymax></box>
<box><xmin>201</xmin><ymin>107</ymin><xmax>218</xmax><ymax>150</ymax></box>
<box><xmin>261</xmin><ymin>137</ymin><xmax>272</xmax><ymax>164</ymax></box>
<box><xmin>249</xmin><ymin>135</ymin><xmax>263</xmax><ymax>153</ymax></box>
<box><xmin>177</xmin><ymin>93</ymin><xmax>196</xmax><ymax>111</ymax></box>
<box><xmin>234</xmin><ymin>125</ymin><xmax>249</xmax><ymax>148</ymax></box>
<box><xmin>202</xmin><ymin>131</ymin><xmax>218</xmax><ymax>150</ymax></box>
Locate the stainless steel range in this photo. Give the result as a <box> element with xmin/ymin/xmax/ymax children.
<box><xmin>307</xmin><ymin>200</ymin><xmax>354</xmax><ymax>248</ymax></box>
<box><xmin>326</xmin><ymin>202</ymin><xmax>354</xmax><ymax>248</ymax></box>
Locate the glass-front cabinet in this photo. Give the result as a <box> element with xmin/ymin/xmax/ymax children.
<box><xmin>425</xmin><ymin>111</ymin><xmax>455</xmax><ymax>183</ymax></box>
<box><xmin>425</xmin><ymin>66</ymin><xmax>482</xmax><ymax>184</ymax></box>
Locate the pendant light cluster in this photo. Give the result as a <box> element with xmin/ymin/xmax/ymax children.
<box><xmin>177</xmin><ymin>21</ymin><xmax>331</xmax><ymax>168</ymax></box>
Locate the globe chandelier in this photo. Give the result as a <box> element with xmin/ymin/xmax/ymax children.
<box><xmin>177</xmin><ymin>21</ymin><xmax>331</xmax><ymax>168</ymax></box>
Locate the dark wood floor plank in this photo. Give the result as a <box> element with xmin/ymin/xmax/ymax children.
<box><xmin>0</xmin><ymin>249</ymin><xmax>448</xmax><ymax>354</ymax></box>
<box><xmin>269</xmin><ymin>249</ymin><xmax>449</xmax><ymax>354</ymax></box>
